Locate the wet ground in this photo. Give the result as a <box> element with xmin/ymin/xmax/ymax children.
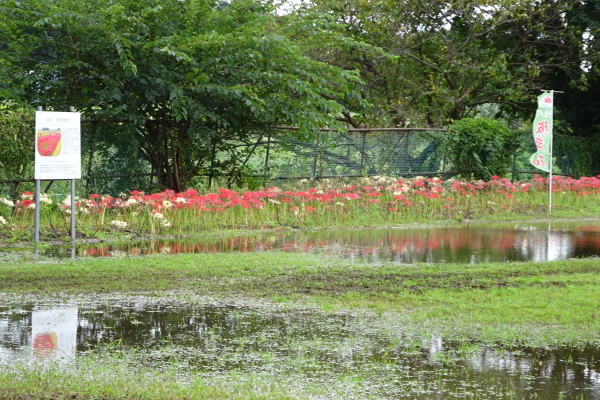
<box><xmin>2</xmin><ymin>221</ymin><xmax>599</xmax><ymax>398</ymax></box>
<box><xmin>1</xmin><ymin>295</ymin><xmax>599</xmax><ymax>399</ymax></box>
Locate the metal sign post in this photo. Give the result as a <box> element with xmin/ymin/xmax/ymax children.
<box><xmin>68</xmin><ymin>107</ymin><xmax>77</xmax><ymax>246</ymax></box>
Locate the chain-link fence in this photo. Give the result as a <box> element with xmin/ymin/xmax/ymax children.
<box><xmin>242</xmin><ymin>128</ymin><xmax>586</xmax><ymax>183</ymax></box>
<box><xmin>0</xmin><ymin>125</ymin><xmax>593</xmax><ymax>198</ymax></box>
<box><xmin>251</xmin><ymin>128</ymin><xmax>448</xmax><ymax>181</ymax></box>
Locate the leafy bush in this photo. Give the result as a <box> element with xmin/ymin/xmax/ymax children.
<box><xmin>445</xmin><ymin>117</ymin><xmax>517</xmax><ymax>180</ymax></box>
<box><xmin>0</xmin><ymin>109</ymin><xmax>34</xmax><ymax>198</ymax></box>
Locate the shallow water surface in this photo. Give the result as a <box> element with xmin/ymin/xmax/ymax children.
<box><xmin>44</xmin><ymin>220</ymin><xmax>600</xmax><ymax>263</ymax></box>
<box><xmin>1</xmin><ymin>297</ymin><xmax>598</xmax><ymax>399</ymax></box>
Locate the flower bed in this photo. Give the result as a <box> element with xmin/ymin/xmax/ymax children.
<box><xmin>1</xmin><ymin>175</ymin><xmax>599</xmax><ymax>237</ymax></box>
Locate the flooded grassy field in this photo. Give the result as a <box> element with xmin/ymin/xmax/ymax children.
<box><xmin>1</xmin><ymin>294</ymin><xmax>599</xmax><ymax>399</ymax></box>
<box><xmin>0</xmin><ymin>221</ymin><xmax>599</xmax><ymax>399</ymax></box>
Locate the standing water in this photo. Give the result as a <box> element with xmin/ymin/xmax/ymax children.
<box><xmin>38</xmin><ymin>220</ymin><xmax>600</xmax><ymax>262</ymax></box>
<box><xmin>1</xmin><ymin>297</ymin><xmax>599</xmax><ymax>399</ymax></box>
<box><xmin>1</xmin><ymin>221</ymin><xmax>599</xmax><ymax>398</ymax></box>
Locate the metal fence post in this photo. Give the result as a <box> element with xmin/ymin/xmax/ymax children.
<box><xmin>263</xmin><ymin>132</ymin><xmax>271</xmax><ymax>186</ymax></box>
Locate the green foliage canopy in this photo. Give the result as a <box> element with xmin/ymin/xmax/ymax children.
<box><xmin>289</xmin><ymin>0</ymin><xmax>585</xmax><ymax>127</ymax></box>
<box><xmin>0</xmin><ymin>108</ymin><xmax>33</xmax><ymax>198</ymax></box>
<box><xmin>0</xmin><ymin>0</ymin><xmax>363</xmax><ymax>190</ymax></box>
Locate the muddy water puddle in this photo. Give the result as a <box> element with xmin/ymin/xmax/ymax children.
<box><xmin>39</xmin><ymin>220</ymin><xmax>600</xmax><ymax>263</ymax></box>
<box><xmin>1</xmin><ymin>297</ymin><xmax>598</xmax><ymax>399</ymax></box>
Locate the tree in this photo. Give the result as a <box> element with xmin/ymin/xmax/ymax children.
<box><xmin>286</xmin><ymin>0</ymin><xmax>584</xmax><ymax>127</ymax></box>
<box><xmin>0</xmin><ymin>0</ymin><xmax>362</xmax><ymax>191</ymax></box>
<box><xmin>539</xmin><ymin>0</ymin><xmax>600</xmax><ymax>175</ymax></box>
<box><xmin>0</xmin><ymin>108</ymin><xmax>34</xmax><ymax>199</ymax></box>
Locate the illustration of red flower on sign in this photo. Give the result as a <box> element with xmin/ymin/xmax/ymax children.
<box><xmin>33</xmin><ymin>332</ymin><xmax>58</xmax><ymax>358</ymax></box>
<box><xmin>37</xmin><ymin>128</ymin><xmax>62</xmax><ymax>157</ymax></box>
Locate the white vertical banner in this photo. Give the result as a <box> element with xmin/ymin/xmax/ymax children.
<box><xmin>529</xmin><ymin>92</ymin><xmax>553</xmax><ymax>172</ymax></box>
<box><xmin>35</xmin><ymin>111</ymin><xmax>81</xmax><ymax>180</ymax></box>
<box><xmin>528</xmin><ymin>91</ymin><xmax>555</xmax><ymax>213</ymax></box>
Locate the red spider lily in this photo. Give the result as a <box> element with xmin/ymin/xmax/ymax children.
<box><xmin>42</xmin><ymin>175</ymin><xmax>596</xmax><ymax>233</ymax></box>
<box><xmin>218</xmin><ymin>188</ymin><xmax>238</xmax><ymax>199</ymax></box>
<box><xmin>182</xmin><ymin>189</ymin><xmax>199</xmax><ymax>198</ymax></box>
<box><xmin>16</xmin><ymin>199</ymin><xmax>35</xmax><ymax>209</ymax></box>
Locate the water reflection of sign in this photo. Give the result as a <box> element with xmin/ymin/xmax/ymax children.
<box><xmin>35</xmin><ymin>111</ymin><xmax>81</xmax><ymax>180</ymax></box>
<box><xmin>33</xmin><ymin>332</ymin><xmax>58</xmax><ymax>358</ymax></box>
<box><xmin>31</xmin><ymin>307</ymin><xmax>78</xmax><ymax>362</ymax></box>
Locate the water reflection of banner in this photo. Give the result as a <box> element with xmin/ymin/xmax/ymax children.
<box><xmin>32</xmin><ymin>307</ymin><xmax>78</xmax><ymax>362</ymax></box>
<box><xmin>529</xmin><ymin>92</ymin><xmax>553</xmax><ymax>172</ymax></box>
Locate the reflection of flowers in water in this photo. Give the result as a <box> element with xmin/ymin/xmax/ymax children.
<box><xmin>33</xmin><ymin>332</ymin><xmax>58</xmax><ymax>358</ymax></box>
<box><xmin>74</xmin><ymin>223</ymin><xmax>600</xmax><ymax>263</ymax></box>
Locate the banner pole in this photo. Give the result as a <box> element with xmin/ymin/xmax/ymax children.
<box><xmin>548</xmin><ymin>90</ymin><xmax>553</xmax><ymax>215</ymax></box>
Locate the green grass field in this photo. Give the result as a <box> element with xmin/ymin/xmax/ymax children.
<box><xmin>1</xmin><ymin>252</ymin><xmax>599</xmax><ymax>399</ymax></box>
<box><xmin>1</xmin><ymin>177</ymin><xmax>599</xmax><ymax>399</ymax></box>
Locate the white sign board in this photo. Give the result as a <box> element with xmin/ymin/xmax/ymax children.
<box><xmin>35</xmin><ymin>111</ymin><xmax>81</xmax><ymax>180</ymax></box>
